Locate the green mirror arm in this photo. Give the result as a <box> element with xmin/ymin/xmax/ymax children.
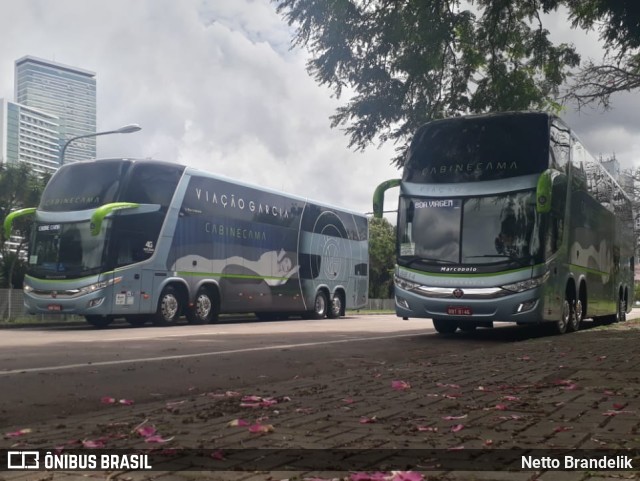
<box><xmin>373</xmin><ymin>179</ymin><xmax>401</xmax><ymax>218</ymax></box>
<box><xmin>3</xmin><ymin>207</ymin><xmax>36</xmax><ymax>239</ymax></box>
<box><xmin>536</xmin><ymin>170</ymin><xmax>556</xmax><ymax>214</ymax></box>
<box><xmin>90</xmin><ymin>202</ymin><xmax>140</xmax><ymax>236</ymax></box>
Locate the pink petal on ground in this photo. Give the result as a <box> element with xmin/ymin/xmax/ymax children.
<box><xmin>100</xmin><ymin>396</ymin><xmax>116</xmax><ymax>404</ymax></box>
<box><xmin>484</xmin><ymin>439</ymin><xmax>493</xmax><ymax>446</ymax></box>
<box><xmin>436</xmin><ymin>382</ymin><xmax>460</xmax><ymax>389</ymax></box>
<box><xmin>248</xmin><ymin>424</ymin><xmax>274</xmax><ymax>434</ymax></box>
<box><xmin>359</xmin><ymin>416</ymin><xmax>378</xmax><ymax>424</ymax></box>
<box><xmin>450</xmin><ymin>424</ymin><xmax>465</xmax><ymax>433</ymax></box>
<box><xmin>475</xmin><ymin>386</ymin><xmax>487</xmax><ymax>391</ymax></box>
<box><xmin>517</xmin><ymin>356</ymin><xmax>531</xmax><ymax>361</ymax></box>
<box><xmin>602</xmin><ymin>410</ymin><xmax>633</xmax><ymax>416</ymax></box>
<box><xmin>343</xmin><ymin>397</ymin><xmax>356</xmax><ymax>404</ymax></box>
<box><xmin>391</xmin><ymin>380</ymin><xmax>411</xmax><ymax>391</ymax></box>
<box><xmin>502</xmin><ymin>396</ymin><xmax>520</xmax><ymax>401</ymax></box>
<box><xmin>603</xmin><ymin>390</ymin><xmax>616</xmax><ymax>395</ymax></box>
<box><xmin>447</xmin><ymin>445</ymin><xmax>465</xmax><ymax>450</ymax></box>
<box><xmin>259</xmin><ymin>399</ymin><xmax>278</xmax><ymax>407</ymax></box>
<box><xmin>118</xmin><ymin>399</ymin><xmax>134</xmax><ymax>405</ymax></box>
<box><xmin>227</xmin><ymin>419</ymin><xmax>250</xmax><ymax>427</ymax></box>
<box><xmin>144</xmin><ymin>435</ymin><xmax>174</xmax><ymax>443</ymax></box>
<box><xmin>136</xmin><ymin>425</ymin><xmax>157</xmax><ymax>438</ymax></box>
<box><xmin>442</xmin><ymin>415</ymin><xmax>467</xmax><ymax>420</ymax></box>
<box><xmin>444</xmin><ymin>392</ymin><xmax>462</xmax><ymax>399</ymax></box>
<box><xmin>225</xmin><ymin>390</ymin><xmax>241</xmax><ymax>397</ymax></box>
<box><xmin>350</xmin><ymin>473</ymin><xmax>388</xmax><ymax>481</ymax></box>
<box><xmin>597</xmin><ymin>355</ymin><xmax>607</xmax><ymax>361</ymax></box>
<box><xmin>498</xmin><ymin>415</ymin><xmax>523</xmax><ymax>420</ymax></box>
<box><xmin>242</xmin><ymin>395</ymin><xmax>263</xmax><ymax>402</ymax></box>
<box><xmin>390</xmin><ymin>472</ymin><xmax>424</xmax><ymax>481</ymax></box>
<box><xmin>82</xmin><ymin>439</ymin><xmax>106</xmax><ymax>448</ymax></box>
<box><xmin>416</xmin><ymin>425</ymin><xmax>438</xmax><ymax>432</ymax></box>
<box><xmin>553</xmin><ymin>426</ymin><xmax>573</xmax><ymax>432</ymax></box>
<box><xmin>296</xmin><ymin>408</ymin><xmax>315</xmax><ymax>414</ymax></box>
<box><xmin>612</xmin><ymin>403</ymin><xmax>625</xmax><ymax>410</ymax></box>
<box><xmin>5</xmin><ymin>428</ymin><xmax>32</xmax><ymax>438</ymax></box>
<box><xmin>210</xmin><ymin>450</ymin><xmax>225</xmax><ymax>460</ymax></box>
<box><xmin>495</xmin><ymin>404</ymin><xmax>508</xmax><ymax>411</ymax></box>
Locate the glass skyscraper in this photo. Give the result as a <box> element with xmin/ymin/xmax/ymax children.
<box><xmin>0</xmin><ymin>99</ymin><xmax>60</xmax><ymax>175</ymax></box>
<box><xmin>14</xmin><ymin>55</ymin><xmax>96</xmax><ymax>165</ymax></box>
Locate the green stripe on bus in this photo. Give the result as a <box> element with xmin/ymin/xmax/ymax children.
<box><xmin>569</xmin><ymin>264</ymin><xmax>609</xmax><ymax>276</ymax></box>
<box><xmin>177</xmin><ymin>271</ymin><xmax>289</xmax><ymax>281</ymax></box>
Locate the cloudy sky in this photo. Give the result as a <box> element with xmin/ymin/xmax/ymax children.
<box><xmin>1</xmin><ymin>0</ymin><xmax>639</xmax><ymax>216</ymax></box>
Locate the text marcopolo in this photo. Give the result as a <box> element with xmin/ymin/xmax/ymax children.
<box><xmin>522</xmin><ymin>455</ymin><xmax>633</xmax><ymax>470</ymax></box>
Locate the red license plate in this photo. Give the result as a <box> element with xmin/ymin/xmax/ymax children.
<box><xmin>447</xmin><ymin>306</ymin><xmax>472</xmax><ymax>316</ymax></box>
<box><xmin>47</xmin><ymin>304</ymin><xmax>63</xmax><ymax>311</ymax></box>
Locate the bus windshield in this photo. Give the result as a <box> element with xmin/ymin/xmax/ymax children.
<box><xmin>398</xmin><ymin>190</ymin><xmax>541</xmax><ymax>268</ymax></box>
<box><xmin>28</xmin><ymin>221</ymin><xmax>108</xmax><ymax>279</ymax></box>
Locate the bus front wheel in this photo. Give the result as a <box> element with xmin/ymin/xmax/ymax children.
<box><xmin>550</xmin><ymin>299</ymin><xmax>571</xmax><ymax>335</ymax></box>
<box><xmin>152</xmin><ymin>286</ymin><xmax>182</xmax><ymax>326</ymax></box>
<box><xmin>433</xmin><ymin>319</ymin><xmax>457</xmax><ymax>334</ymax></box>
<box><xmin>85</xmin><ymin>315</ymin><xmax>114</xmax><ymax>329</ymax></box>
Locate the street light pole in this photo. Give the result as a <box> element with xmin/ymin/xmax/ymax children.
<box><xmin>59</xmin><ymin>123</ymin><xmax>142</xmax><ymax>165</ymax></box>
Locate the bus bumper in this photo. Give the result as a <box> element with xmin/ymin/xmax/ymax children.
<box><xmin>394</xmin><ymin>286</ymin><xmax>544</xmax><ymax>324</ymax></box>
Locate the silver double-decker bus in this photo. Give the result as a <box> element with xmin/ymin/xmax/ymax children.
<box><xmin>374</xmin><ymin>112</ymin><xmax>634</xmax><ymax>334</ymax></box>
<box><xmin>5</xmin><ymin>159</ymin><xmax>369</xmax><ymax>327</ymax></box>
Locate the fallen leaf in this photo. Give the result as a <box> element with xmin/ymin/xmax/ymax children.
<box><xmin>416</xmin><ymin>425</ymin><xmax>438</xmax><ymax>432</ymax></box>
<box><xmin>343</xmin><ymin>397</ymin><xmax>356</xmax><ymax>404</ymax></box>
<box><xmin>118</xmin><ymin>399</ymin><xmax>134</xmax><ymax>406</ymax></box>
<box><xmin>391</xmin><ymin>380</ymin><xmax>411</xmax><ymax>391</ymax></box>
<box><xmin>502</xmin><ymin>396</ymin><xmax>519</xmax><ymax>401</ymax></box>
<box><xmin>553</xmin><ymin>426</ymin><xmax>572</xmax><ymax>433</ymax></box>
<box><xmin>359</xmin><ymin>416</ymin><xmax>377</xmax><ymax>424</ymax></box>
<box><xmin>144</xmin><ymin>435</ymin><xmax>174</xmax><ymax>443</ymax></box>
<box><xmin>249</xmin><ymin>424</ymin><xmax>275</xmax><ymax>434</ymax></box>
<box><xmin>100</xmin><ymin>396</ymin><xmax>116</xmax><ymax>405</ymax></box>
<box><xmin>82</xmin><ymin>439</ymin><xmax>105</xmax><ymax>448</ymax></box>
<box><xmin>210</xmin><ymin>450</ymin><xmax>225</xmax><ymax>460</ymax></box>
<box><xmin>450</xmin><ymin>424</ymin><xmax>465</xmax><ymax>433</ymax></box>
<box><xmin>484</xmin><ymin>439</ymin><xmax>493</xmax><ymax>446</ymax></box>
<box><xmin>5</xmin><ymin>428</ymin><xmax>32</xmax><ymax>438</ymax></box>
<box><xmin>442</xmin><ymin>415</ymin><xmax>467</xmax><ymax>420</ymax></box>
<box><xmin>136</xmin><ymin>426</ymin><xmax>157</xmax><ymax>438</ymax></box>
<box><xmin>227</xmin><ymin>419</ymin><xmax>250</xmax><ymax>427</ymax></box>
<box><xmin>389</xmin><ymin>472</ymin><xmax>424</xmax><ymax>481</ymax></box>
<box><xmin>612</xmin><ymin>403</ymin><xmax>625</xmax><ymax>410</ymax></box>
<box><xmin>495</xmin><ymin>404</ymin><xmax>508</xmax><ymax>411</ymax></box>
<box><xmin>447</xmin><ymin>445</ymin><xmax>465</xmax><ymax>450</ymax></box>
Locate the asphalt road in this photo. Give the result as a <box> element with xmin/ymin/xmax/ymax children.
<box><xmin>0</xmin><ymin>314</ymin><xmax>615</xmax><ymax>429</ymax></box>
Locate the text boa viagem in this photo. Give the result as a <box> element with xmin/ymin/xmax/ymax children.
<box><xmin>522</xmin><ymin>455</ymin><xmax>633</xmax><ymax>470</ymax></box>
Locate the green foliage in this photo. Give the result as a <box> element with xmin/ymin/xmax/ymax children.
<box><xmin>0</xmin><ymin>163</ymin><xmax>50</xmax><ymax>288</ymax></box>
<box><xmin>368</xmin><ymin>216</ymin><xmax>395</xmax><ymax>299</ymax></box>
<box><xmin>276</xmin><ymin>0</ymin><xmax>580</xmax><ymax>165</ymax></box>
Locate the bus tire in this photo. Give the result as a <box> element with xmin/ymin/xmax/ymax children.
<box><xmin>567</xmin><ymin>298</ymin><xmax>582</xmax><ymax>332</ymax></box>
<box><xmin>126</xmin><ymin>316</ymin><xmax>148</xmax><ymax>327</ymax></box>
<box><xmin>152</xmin><ymin>286</ymin><xmax>182</xmax><ymax>326</ymax></box>
<box><xmin>327</xmin><ymin>292</ymin><xmax>343</xmax><ymax>319</ymax></box>
<box><xmin>187</xmin><ymin>287</ymin><xmax>218</xmax><ymax>325</ymax></box>
<box><xmin>312</xmin><ymin>291</ymin><xmax>329</xmax><ymax>319</ymax></box>
<box><xmin>85</xmin><ymin>315</ymin><xmax>114</xmax><ymax>329</ymax></box>
<box><xmin>550</xmin><ymin>298</ymin><xmax>570</xmax><ymax>334</ymax></box>
<box><xmin>433</xmin><ymin>319</ymin><xmax>457</xmax><ymax>334</ymax></box>
<box><xmin>617</xmin><ymin>295</ymin><xmax>627</xmax><ymax>323</ymax></box>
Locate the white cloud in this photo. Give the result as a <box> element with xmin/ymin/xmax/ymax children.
<box><xmin>2</xmin><ymin>0</ymin><xmax>638</xmax><ymax>221</ymax></box>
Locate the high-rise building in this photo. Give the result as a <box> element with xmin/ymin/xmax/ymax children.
<box><xmin>14</xmin><ymin>55</ymin><xmax>96</xmax><ymax>164</ymax></box>
<box><xmin>0</xmin><ymin>98</ymin><xmax>60</xmax><ymax>174</ymax></box>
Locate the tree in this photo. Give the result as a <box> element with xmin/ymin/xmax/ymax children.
<box><xmin>276</xmin><ymin>0</ymin><xmax>580</xmax><ymax>166</ymax></box>
<box><xmin>368</xmin><ymin>216</ymin><xmax>395</xmax><ymax>298</ymax></box>
<box><xmin>559</xmin><ymin>0</ymin><xmax>640</xmax><ymax>109</ymax></box>
<box><xmin>0</xmin><ymin>163</ymin><xmax>50</xmax><ymax>288</ymax></box>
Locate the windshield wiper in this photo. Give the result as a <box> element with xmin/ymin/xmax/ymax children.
<box><xmin>399</xmin><ymin>255</ymin><xmax>457</xmax><ymax>266</ymax></box>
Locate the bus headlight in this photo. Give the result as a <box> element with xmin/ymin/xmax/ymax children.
<box><xmin>79</xmin><ymin>276</ymin><xmax>122</xmax><ymax>295</ymax></box>
<box><xmin>23</xmin><ymin>283</ymin><xmax>34</xmax><ymax>293</ymax></box>
<box><xmin>394</xmin><ymin>274</ymin><xmax>421</xmax><ymax>291</ymax></box>
<box><xmin>501</xmin><ymin>272</ymin><xmax>549</xmax><ymax>293</ymax></box>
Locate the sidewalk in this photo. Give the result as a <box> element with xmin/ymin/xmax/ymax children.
<box><xmin>2</xmin><ymin>317</ymin><xmax>640</xmax><ymax>481</ymax></box>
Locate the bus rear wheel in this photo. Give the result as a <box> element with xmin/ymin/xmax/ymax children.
<box><xmin>617</xmin><ymin>296</ymin><xmax>627</xmax><ymax>323</ymax></box>
<box><xmin>85</xmin><ymin>315</ymin><xmax>114</xmax><ymax>329</ymax></box>
<box><xmin>567</xmin><ymin>299</ymin><xmax>583</xmax><ymax>332</ymax></box>
<box><xmin>187</xmin><ymin>288</ymin><xmax>218</xmax><ymax>325</ymax></box>
<box><xmin>152</xmin><ymin>286</ymin><xmax>182</xmax><ymax>326</ymax></box>
<box><xmin>433</xmin><ymin>319</ymin><xmax>457</xmax><ymax>334</ymax></box>
<box><xmin>327</xmin><ymin>292</ymin><xmax>343</xmax><ymax>319</ymax></box>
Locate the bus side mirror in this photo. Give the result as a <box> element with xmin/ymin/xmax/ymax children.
<box><xmin>90</xmin><ymin>202</ymin><xmax>141</xmax><ymax>236</ymax></box>
<box><xmin>373</xmin><ymin>179</ymin><xmax>401</xmax><ymax>218</ymax></box>
<box><xmin>3</xmin><ymin>207</ymin><xmax>36</xmax><ymax>239</ymax></box>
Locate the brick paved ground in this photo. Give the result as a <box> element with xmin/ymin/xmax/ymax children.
<box><xmin>2</xmin><ymin>317</ymin><xmax>640</xmax><ymax>481</ymax></box>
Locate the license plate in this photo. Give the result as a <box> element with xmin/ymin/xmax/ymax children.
<box><xmin>47</xmin><ymin>304</ymin><xmax>62</xmax><ymax>311</ymax></box>
<box><xmin>447</xmin><ymin>306</ymin><xmax>472</xmax><ymax>316</ymax></box>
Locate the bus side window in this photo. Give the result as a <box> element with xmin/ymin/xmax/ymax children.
<box><xmin>546</xmin><ymin>177</ymin><xmax>566</xmax><ymax>256</ymax></box>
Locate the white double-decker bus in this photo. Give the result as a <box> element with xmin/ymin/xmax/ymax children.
<box><xmin>374</xmin><ymin>112</ymin><xmax>634</xmax><ymax>334</ymax></box>
<box><xmin>5</xmin><ymin>159</ymin><xmax>368</xmax><ymax>327</ymax></box>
